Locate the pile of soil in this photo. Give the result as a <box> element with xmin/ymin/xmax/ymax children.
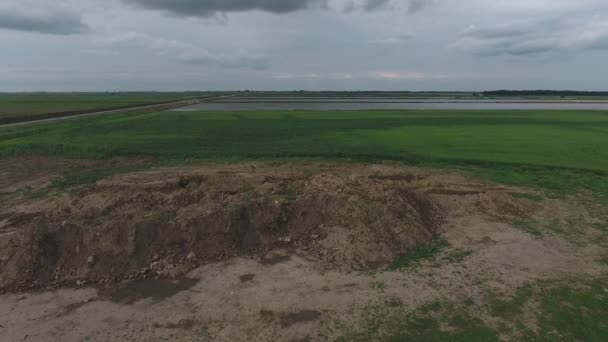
<box><xmin>0</xmin><ymin>162</ymin><xmax>536</xmax><ymax>292</ymax></box>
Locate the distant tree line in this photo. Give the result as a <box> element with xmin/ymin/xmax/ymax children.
<box><xmin>238</xmin><ymin>91</ymin><xmax>476</xmax><ymax>97</ymax></box>
<box><xmin>483</xmin><ymin>90</ymin><xmax>608</xmax><ymax>97</ymax></box>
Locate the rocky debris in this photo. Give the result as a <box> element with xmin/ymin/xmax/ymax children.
<box><xmin>278</xmin><ymin>236</ymin><xmax>292</xmax><ymax>244</ymax></box>
<box><xmin>0</xmin><ymin>163</ymin><xmax>535</xmax><ymax>293</ymax></box>
<box><xmin>186</xmin><ymin>252</ymin><xmax>197</xmax><ymax>262</ymax></box>
<box><xmin>87</xmin><ymin>256</ymin><xmax>96</xmax><ymax>267</ymax></box>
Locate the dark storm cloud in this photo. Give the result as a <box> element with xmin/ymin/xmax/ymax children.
<box><xmin>0</xmin><ymin>6</ymin><xmax>88</xmax><ymax>35</ymax></box>
<box><xmin>362</xmin><ymin>0</ymin><xmax>391</xmax><ymax>11</ymax></box>
<box><xmin>4</xmin><ymin>0</ymin><xmax>608</xmax><ymax>92</ymax></box>
<box><xmin>122</xmin><ymin>0</ymin><xmax>329</xmax><ymax>16</ymax></box>
<box><xmin>407</xmin><ymin>0</ymin><xmax>432</xmax><ymax>13</ymax></box>
<box><xmin>473</xmin><ymin>40</ymin><xmax>555</xmax><ymax>57</ymax></box>
<box><xmin>344</xmin><ymin>0</ymin><xmax>433</xmax><ymax>13</ymax></box>
<box><xmin>180</xmin><ymin>54</ymin><xmax>271</xmax><ymax>70</ymax></box>
<box><xmin>459</xmin><ymin>17</ymin><xmax>608</xmax><ymax>57</ymax></box>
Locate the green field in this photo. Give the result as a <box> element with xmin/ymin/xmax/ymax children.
<box><xmin>1</xmin><ymin>109</ymin><xmax>607</xmax><ymax>196</ymax></box>
<box><xmin>1</xmin><ymin>108</ymin><xmax>607</xmax><ymax>340</ymax></box>
<box><xmin>0</xmin><ymin>92</ymin><xmax>220</xmax><ymax>124</ymax></box>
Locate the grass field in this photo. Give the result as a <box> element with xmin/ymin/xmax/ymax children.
<box><xmin>348</xmin><ymin>278</ymin><xmax>608</xmax><ymax>341</ymax></box>
<box><xmin>0</xmin><ymin>92</ymin><xmax>220</xmax><ymax>124</ymax></box>
<box><xmin>1</xmin><ymin>109</ymin><xmax>607</xmax><ymax>196</ymax></box>
<box><xmin>1</xmin><ymin>108</ymin><xmax>607</xmax><ymax>340</ymax></box>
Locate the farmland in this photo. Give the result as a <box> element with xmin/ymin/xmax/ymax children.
<box><xmin>1</xmin><ymin>106</ymin><xmax>607</xmax><ymax>341</ymax></box>
<box><xmin>0</xmin><ymin>92</ymin><xmax>222</xmax><ymax>124</ymax></box>
<box><xmin>1</xmin><ymin>109</ymin><xmax>608</xmax><ymax>195</ymax></box>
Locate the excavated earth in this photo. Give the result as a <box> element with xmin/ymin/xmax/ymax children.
<box><xmin>1</xmin><ymin>162</ymin><xmax>448</xmax><ymax>291</ymax></box>
<box><xmin>0</xmin><ymin>158</ymin><xmax>606</xmax><ymax>341</ymax></box>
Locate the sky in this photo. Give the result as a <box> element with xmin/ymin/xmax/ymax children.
<box><xmin>1</xmin><ymin>0</ymin><xmax>608</xmax><ymax>91</ymax></box>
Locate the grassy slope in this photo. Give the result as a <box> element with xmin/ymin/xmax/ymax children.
<box><xmin>0</xmin><ymin>93</ymin><xmax>217</xmax><ymax>123</ymax></box>
<box><xmin>1</xmin><ymin>109</ymin><xmax>607</xmax><ymax>195</ymax></box>
<box><xmin>346</xmin><ymin>279</ymin><xmax>608</xmax><ymax>341</ymax></box>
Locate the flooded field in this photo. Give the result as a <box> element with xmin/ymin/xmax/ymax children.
<box><xmin>173</xmin><ymin>98</ymin><xmax>608</xmax><ymax>111</ymax></box>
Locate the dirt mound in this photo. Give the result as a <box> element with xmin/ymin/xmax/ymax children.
<box><xmin>0</xmin><ymin>163</ymin><xmax>536</xmax><ymax>292</ymax></box>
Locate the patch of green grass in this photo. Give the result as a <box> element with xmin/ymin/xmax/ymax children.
<box><xmin>469</xmin><ymin>165</ymin><xmax>608</xmax><ymax>200</ymax></box>
<box><xmin>49</xmin><ymin>165</ymin><xmax>148</xmax><ymax>191</ymax></box>
<box><xmin>282</xmin><ymin>184</ymin><xmax>298</xmax><ymax>201</ymax></box>
<box><xmin>419</xmin><ymin>301</ymin><xmax>443</xmax><ymax>314</ymax></box>
<box><xmin>387</xmin><ymin>315</ymin><xmax>499</xmax><ymax>342</ymax></box>
<box><xmin>370</xmin><ymin>281</ymin><xmax>386</xmax><ymax>292</ymax></box>
<box><xmin>488</xmin><ymin>280</ymin><xmax>608</xmax><ymax>341</ymax></box>
<box><xmin>50</xmin><ymin>171</ymin><xmax>110</xmax><ymax>190</ymax></box>
<box><xmin>535</xmin><ymin>282</ymin><xmax>608</xmax><ymax>341</ymax></box>
<box><xmin>545</xmin><ymin>218</ymin><xmax>565</xmax><ymax>234</ymax></box>
<box><xmin>510</xmin><ymin>192</ymin><xmax>545</xmax><ymax>202</ymax></box>
<box><xmin>350</xmin><ymin>300</ymin><xmax>499</xmax><ymax>342</ymax></box>
<box><xmin>0</xmin><ymin>167</ymin><xmax>131</xmax><ymax>200</ymax></box>
<box><xmin>487</xmin><ymin>285</ymin><xmax>535</xmax><ymax>320</ymax></box>
<box><xmin>513</xmin><ymin>220</ymin><xmax>544</xmax><ymax>237</ymax></box>
<box><xmin>389</xmin><ymin>238</ymin><xmax>450</xmax><ymax>270</ymax></box>
<box><xmin>440</xmin><ymin>248</ymin><xmax>474</xmax><ymax>264</ymax></box>
<box><xmin>593</xmin><ymin>221</ymin><xmax>608</xmax><ymax>233</ymax></box>
<box><xmin>0</xmin><ymin>191</ymin><xmax>20</xmax><ymax>201</ymax></box>
<box><xmin>463</xmin><ymin>298</ymin><xmax>475</xmax><ymax>307</ymax></box>
<box><xmin>347</xmin><ymin>279</ymin><xmax>608</xmax><ymax>342</ymax></box>
<box><xmin>2</xmin><ymin>110</ymin><xmax>608</xmax><ymax>197</ymax></box>
<box><xmin>514</xmin><ymin>218</ymin><xmax>567</xmax><ymax>236</ymax></box>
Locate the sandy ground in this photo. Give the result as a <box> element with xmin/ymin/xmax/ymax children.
<box><xmin>0</xmin><ymin>158</ymin><xmax>606</xmax><ymax>341</ymax></box>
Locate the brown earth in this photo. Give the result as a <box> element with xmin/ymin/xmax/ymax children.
<box><xmin>0</xmin><ymin>156</ymin><xmax>154</xmax><ymax>193</ymax></box>
<box><xmin>1</xmin><ymin>162</ymin><xmax>446</xmax><ymax>291</ymax></box>
<box><xmin>0</xmin><ymin>158</ymin><xmax>606</xmax><ymax>341</ymax></box>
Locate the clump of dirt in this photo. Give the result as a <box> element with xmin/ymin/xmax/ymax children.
<box><xmin>0</xmin><ymin>163</ymin><xmax>535</xmax><ymax>292</ymax></box>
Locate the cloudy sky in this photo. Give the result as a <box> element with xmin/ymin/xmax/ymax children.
<box><xmin>1</xmin><ymin>0</ymin><xmax>608</xmax><ymax>91</ymax></box>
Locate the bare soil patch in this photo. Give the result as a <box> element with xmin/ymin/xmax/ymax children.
<box><xmin>1</xmin><ymin>162</ymin><xmax>452</xmax><ymax>291</ymax></box>
<box><xmin>0</xmin><ymin>162</ymin><xmax>557</xmax><ymax>292</ymax></box>
<box><xmin>0</xmin><ymin>161</ymin><xmax>606</xmax><ymax>341</ymax></box>
<box><xmin>0</xmin><ymin>156</ymin><xmax>153</xmax><ymax>194</ymax></box>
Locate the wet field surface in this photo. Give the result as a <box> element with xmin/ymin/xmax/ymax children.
<box><xmin>172</xmin><ymin>98</ymin><xmax>608</xmax><ymax>111</ymax></box>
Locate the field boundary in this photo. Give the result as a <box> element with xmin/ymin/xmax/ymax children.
<box><xmin>0</xmin><ymin>95</ymin><xmax>233</xmax><ymax>128</ymax></box>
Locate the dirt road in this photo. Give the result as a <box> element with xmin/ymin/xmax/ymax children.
<box><xmin>0</xmin><ymin>94</ymin><xmax>237</xmax><ymax>129</ymax></box>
